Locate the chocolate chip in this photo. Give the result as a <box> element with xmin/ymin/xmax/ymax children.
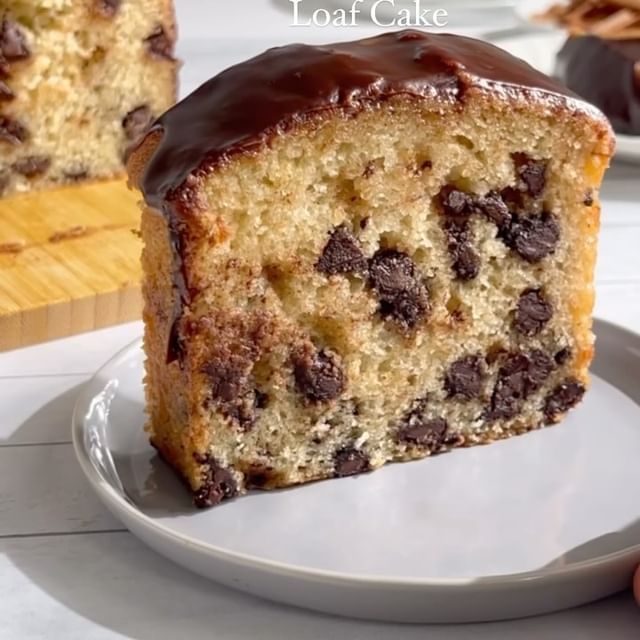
<box><xmin>293</xmin><ymin>348</ymin><xmax>345</xmax><ymax>403</ymax></box>
<box><xmin>244</xmin><ymin>464</ymin><xmax>282</xmax><ymax>489</ymax></box>
<box><xmin>254</xmin><ymin>390</ymin><xmax>269</xmax><ymax>410</ymax></box>
<box><xmin>474</xmin><ymin>192</ymin><xmax>510</xmax><ymax>228</ymax></box>
<box><xmin>489</xmin><ymin>350</ymin><xmax>554</xmax><ymax>420</ymax></box>
<box><xmin>445</xmin><ymin>355</ymin><xmax>485</xmax><ymax>400</ymax></box>
<box><xmin>419</xmin><ymin>159</ymin><xmax>433</xmax><ymax>171</ymax></box>
<box><xmin>451</xmin><ymin>240</ymin><xmax>480</xmax><ymax>281</ymax></box>
<box><xmin>0</xmin><ymin>171</ymin><xmax>9</xmax><ymax>194</ymax></box>
<box><xmin>0</xmin><ymin>17</ymin><xmax>30</xmax><ymax>62</ymax></box>
<box><xmin>0</xmin><ymin>115</ymin><xmax>27</xmax><ymax>144</ymax></box>
<box><xmin>554</xmin><ymin>347</ymin><xmax>571</xmax><ymax>365</ymax></box>
<box><xmin>316</xmin><ymin>225</ymin><xmax>367</xmax><ymax>276</ymax></box>
<box><xmin>193</xmin><ymin>458</ymin><xmax>238</xmax><ymax>508</ymax></box>
<box><xmin>63</xmin><ymin>168</ymin><xmax>89</xmax><ymax>182</ymax></box>
<box><xmin>359</xmin><ymin>216</ymin><xmax>370</xmax><ymax>230</ymax></box>
<box><xmin>438</xmin><ymin>186</ymin><xmax>472</xmax><ymax>221</ymax></box>
<box><xmin>398</xmin><ymin>416</ymin><xmax>448</xmax><ymax>449</ymax></box>
<box><xmin>363</xmin><ymin>162</ymin><xmax>375</xmax><ymax>178</ymax></box>
<box><xmin>94</xmin><ymin>0</ymin><xmax>122</xmax><ymax>17</ymax></box>
<box><xmin>513</xmin><ymin>153</ymin><xmax>547</xmax><ymax>198</ymax></box>
<box><xmin>514</xmin><ymin>289</ymin><xmax>553</xmax><ymax>336</ymax></box>
<box><xmin>202</xmin><ymin>360</ymin><xmax>258</xmax><ymax>430</ymax></box>
<box><xmin>122</xmin><ymin>105</ymin><xmax>154</xmax><ymax>141</ymax></box>
<box><xmin>0</xmin><ymin>79</ymin><xmax>14</xmax><ymax>101</ymax></box>
<box><xmin>144</xmin><ymin>26</ymin><xmax>174</xmax><ymax>59</ymax></box>
<box><xmin>544</xmin><ymin>379</ymin><xmax>585</xmax><ymax>420</ymax></box>
<box><xmin>368</xmin><ymin>249</ymin><xmax>430</xmax><ymax>328</ymax></box>
<box><xmin>12</xmin><ymin>155</ymin><xmax>50</xmax><ymax>177</ymax></box>
<box><xmin>583</xmin><ymin>191</ymin><xmax>594</xmax><ymax>207</ymax></box>
<box><xmin>369</xmin><ymin>249</ymin><xmax>417</xmax><ymax>297</ymax></box>
<box><xmin>502</xmin><ymin>213</ymin><xmax>560</xmax><ymax>263</ymax></box>
<box><xmin>334</xmin><ymin>447</ymin><xmax>370</xmax><ymax>477</ymax></box>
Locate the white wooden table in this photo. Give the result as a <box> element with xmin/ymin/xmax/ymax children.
<box><xmin>2</xmin><ymin>2</ymin><xmax>640</xmax><ymax>637</ymax></box>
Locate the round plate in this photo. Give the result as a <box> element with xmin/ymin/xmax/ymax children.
<box><xmin>491</xmin><ymin>30</ymin><xmax>640</xmax><ymax>164</ymax></box>
<box><xmin>73</xmin><ymin>320</ymin><xmax>640</xmax><ymax>623</ymax></box>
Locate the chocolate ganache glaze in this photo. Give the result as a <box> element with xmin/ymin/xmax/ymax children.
<box><xmin>556</xmin><ymin>35</ymin><xmax>640</xmax><ymax>136</ymax></box>
<box><xmin>139</xmin><ymin>30</ymin><xmax>599</xmax><ymax>208</ymax></box>
<box><xmin>136</xmin><ymin>30</ymin><xmax>606</xmax><ymax>363</ymax></box>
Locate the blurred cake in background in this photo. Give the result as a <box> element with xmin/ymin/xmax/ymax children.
<box><xmin>540</xmin><ymin>0</ymin><xmax>640</xmax><ymax>135</ymax></box>
<box><xmin>0</xmin><ymin>0</ymin><xmax>178</xmax><ymax>198</ymax></box>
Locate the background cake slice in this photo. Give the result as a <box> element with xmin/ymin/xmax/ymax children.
<box><xmin>0</xmin><ymin>0</ymin><xmax>178</xmax><ymax>198</ymax></box>
<box><xmin>128</xmin><ymin>31</ymin><xmax>614</xmax><ymax>508</ymax></box>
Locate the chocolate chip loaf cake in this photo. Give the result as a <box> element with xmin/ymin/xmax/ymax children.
<box><xmin>128</xmin><ymin>31</ymin><xmax>614</xmax><ymax>508</ymax></box>
<box><xmin>0</xmin><ymin>1</ymin><xmax>177</xmax><ymax>198</ymax></box>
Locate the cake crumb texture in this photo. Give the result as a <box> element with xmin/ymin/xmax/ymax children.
<box><xmin>131</xmin><ymin>32</ymin><xmax>613</xmax><ymax>507</ymax></box>
<box><xmin>0</xmin><ymin>0</ymin><xmax>178</xmax><ymax>197</ymax></box>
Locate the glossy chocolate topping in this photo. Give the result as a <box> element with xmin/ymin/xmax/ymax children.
<box><xmin>140</xmin><ymin>30</ymin><xmax>593</xmax><ymax>207</ymax></box>
<box><xmin>556</xmin><ymin>35</ymin><xmax>640</xmax><ymax>136</ymax></box>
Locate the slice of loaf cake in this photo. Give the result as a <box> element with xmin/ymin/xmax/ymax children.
<box><xmin>0</xmin><ymin>0</ymin><xmax>177</xmax><ymax>198</ymax></box>
<box><xmin>128</xmin><ymin>31</ymin><xmax>614</xmax><ymax>508</ymax></box>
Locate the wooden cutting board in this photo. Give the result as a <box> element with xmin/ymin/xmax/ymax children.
<box><xmin>0</xmin><ymin>179</ymin><xmax>143</xmax><ymax>352</ymax></box>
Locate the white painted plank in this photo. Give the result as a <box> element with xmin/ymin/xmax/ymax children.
<box><xmin>0</xmin><ymin>445</ymin><xmax>121</xmax><ymax>536</ymax></box>
<box><xmin>0</xmin><ymin>532</ymin><xmax>638</xmax><ymax>640</ymax></box>
<box><xmin>596</xmin><ymin>285</ymin><xmax>640</xmax><ymax>335</ymax></box>
<box><xmin>0</xmin><ymin>375</ymin><xmax>87</xmax><ymax>446</ymax></box>
<box><xmin>0</xmin><ymin>322</ymin><xmax>141</xmax><ymax>378</ymax></box>
<box><xmin>597</xmin><ymin>225</ymin><xmax>640</xmax><ymax>284</ymax></box>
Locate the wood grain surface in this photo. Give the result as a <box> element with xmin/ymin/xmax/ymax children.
<box><xmin>0</xmin><ymin>180</ymin><xmax>142</xmax><ymax>351</ymax></box>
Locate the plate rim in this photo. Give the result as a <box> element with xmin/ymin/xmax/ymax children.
<box><xmin>72</xmin><ymin>317</ymin><xmax>640</xmax><ymax>589</ymax></box>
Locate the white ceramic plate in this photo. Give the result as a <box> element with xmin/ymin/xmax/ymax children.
<box><xmin>491</xmin><ymin>30</ymin><xmax>640</xmax><ymax>163</ymax></box>
<box><xmin>73</xmin><ymin>319</ymin><xmax>640</xmax><ymax>623</ymax></box>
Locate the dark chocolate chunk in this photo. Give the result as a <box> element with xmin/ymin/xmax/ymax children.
<box><xmin>0</xmin><ymin>79</ymin><xmax>14</xmax><ymax>101</ymax></box>
<box><xmin>0</xmin><ymin>17</ymin><xmax>30</xmax><ymax>62</ymax></box>
<box><xmin>398</xmin><ymin>416</ymin><xmax>448</xmax><ymax>448</ymax></box>
<box><xmin>144</xmin><ymin>26</ymin><xmax>174</xmax><ymax>59</ymax></box>
<box><xmin>122</xmin><ymin>105</ymin><xmax>154</xmax><ymax>141</ymax></box>
<box><xmin>474</xmin><ymin>192</ymin><xmax>510</xmax><ymax>228</ymax></box>
<box><xmin>193</xmin><ymin>458</ymin><xmax>238</xmax><ymax>508</ymax></box>
<box><xmin>334</xmin><ymin>447</ymin><xmax>370</xmax><ymax>477</ymax></box>
<box><xmin>359</xmin><ymin>216</ymin><xmax>370</xmax><ymax>230</ymax></box>
<box><xmin>368</xmin><ymin>249</ymin><xmax>430</xmax><ymax>328</ymax></box>
<box><xmin>0</xmin><ymin>115</ymin><xmax>28</xmax><ymax>144</ymax></box>
<box><xmin>583</xmin><ymin>191</ymin><xmax>594</xmax><ymax>207</ymax></box>
<box><xmin>12</xmin><ymin>155</ymin><xmax>50</xmax><ymax>178</ymax></box>
<box><xmin>502</xmin><ymin>213</ymin><xmax>560</xmax><ymax>263</ymax></box>
<box><xmin>445</xmin><ymin>355</ymin><xmax>485</xmax><ymax>400</ymax></box>
<box><xmin>489</xmin><ymin>350</ymin><xmax>553</xmax><ymax>420</ymax></box>
<box><xmin>94</xmin><ymin>0</ymin><xmax>122</xmax><ymax>17</ymax></box>
<box><xmin>316</xmin><ymin>225</ymin><xmax>367</xmax><ymax>276</ymax></box>
<box><xmin>554</xmin><ymin>347</ymin><xmax>572</xmax><ymax>365</ymax></box>
<box><xmin>293</xmin><ymin>348</ymin><xmax>346</xmax><ymax>403</ymax></box>
<box><xmin>514</xmin><ymin>288</ymin><xmax>553</xmax><ymax>336</ymax></box>
<box><xmin>544</xmin><ymin>379</ymin><xmax>585</xmax><ymax>420</ymax></box>
<box><xmin>513</xmin><ymin>153</ymin><xmax>547</xmax><ymax>198</ymax></box>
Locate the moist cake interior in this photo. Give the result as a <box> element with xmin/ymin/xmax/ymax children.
<box><xmin>140</xmin><ymin>90</ymin><xmax>610</xmax><ymax>504</ymax></box>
